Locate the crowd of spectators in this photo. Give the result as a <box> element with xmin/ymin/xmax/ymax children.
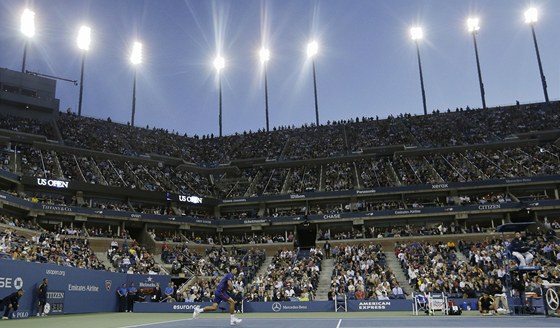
<box><xmin>0</xmin><ymin>227</ymin><xmax>106</xmax><ymax>270</ymax></box>
<box><xmin>316</xmin><ymin>220</ymin><xmax>505</xmax><ymax>242</ymax></box>
<box><xmin>244</xmin><ymin>248</ymin><xmax>322</xmax><ymax>302</ymax></box>
<box><xmin>1</xmin><ymin>102</ymin><xmax>558</xmax><ymax>200</ymax></box>
<box><xmin>0</xmin><ymin>212</ymin><xmax>169</xmax><ymax>275</ymax></box>
<box><xmin>329</xmin><ymin>243</ymin><xmax>400</xmax><ymax>301</ymax></box>
<box><xmin>395</xmin><ymin>230</ymin><xmax>560</xmax><ymax>300</ymax></box>
<box><xmin>10</xmin><ymin>142</ymin><xmax>559</xmax><ymax>202</ymax></box>
<box><xmin>107</xmin><ymin>239</ymin><xmax>163</xmax><ymax>274</ymax></box>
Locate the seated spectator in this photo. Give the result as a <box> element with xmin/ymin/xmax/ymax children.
<box><xmin>391</xmin><ymin>282</ymin><xmax>406</xmax><ymax>299</ymax></box>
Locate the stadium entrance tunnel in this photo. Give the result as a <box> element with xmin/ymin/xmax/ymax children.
<box><xmin>296</xmin><ymin>221</ymin><xmax>316</xmax><ymax>248</ymax></box>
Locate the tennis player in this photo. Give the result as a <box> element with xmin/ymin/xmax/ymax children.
<box><xmin>193</xmin><ymin>265</ymin><xmax>242</xmax><ymax>325</ymax></box>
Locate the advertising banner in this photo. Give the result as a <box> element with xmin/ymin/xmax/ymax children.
<box><xmin>347</xmin><ymin>299</ymin><xmax>412</xmax><ymax>311</ymax></box>
<box><xmin>134</xmin><ymin>302</ymin><xmax>214</xmax><ymax>313</ymax></box>
<box><xmin>243</xmin><ymin>301</ymin><xmax>334</xmax><ymax>312</ymax></box>
<box><xmin>0</xmin><ymin>260</ymin><xmax>170</xmax><ymax>318</ymax></box>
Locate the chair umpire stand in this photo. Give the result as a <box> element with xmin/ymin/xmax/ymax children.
<box><xmin>496</xmin><ymin>222</ymin><xmax>542</xmax><ymax>315</ymax></box>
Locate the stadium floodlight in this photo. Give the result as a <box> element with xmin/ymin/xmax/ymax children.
<box><xmin>259</xmin><ymin>48</ymin><xmax>270</xmax><ymax>65</ymax></box>
<box><xmin>130</xmin><ymin>41</ymin><xmax>143</xmax><ymax>127</ymax></box>
<box><xmin>214</xmin><ymin>55</ymin><xmax>225</xmax><ymax>137</ymax></box>
<box><xmin>307</xmin><ymin>41</ymin><xmax>319</xmax><ymax>58</ymax></box>
<box><xmin>260</xmin><ymin>48</ymin><xmax>271</xmax><ymax>131</ymax></box>
<box><xmin>77</xmin><ymin>26</ymin><xmax>91</xmax><ymax>51</ymax></box>
<box><xmin>524</xmin><ymin>8</ymin><xmax>548</xmax><ymax>103</ymax></box>
<box><xmin>410</xmin><ymin>26</ymin><xmax>427</xmax><ymax>115</ymax></box>
<box><xmin>214</xmin><ymin>55</ymin><xmax>225</xmax><ymax>72</ymax></box>
<box><xmin>467</xmin><ymin>17</ymin><xmax>480</xmax><ymax>32</ymax></box>
<box><xmin>130</xmin><ymin>41</ymin><xmax>143</xmax><ymax>65</ymax></box>
<box><xmin>524</xmin><ymin>7</ymin><xmax>538</xmax><ymax>24</ymax></box>
<box><xmin>410</xmin><ymin>27</ymin><xmax>423</xmax><ymax>41</ymax></box>
<box><xmin>467</xmin><ymin>17</ymin><xmax>486</xmax><ymax>109</ymax></box>
<box><xmin>20</xmin><ymin>8</ymin><xmax>35</xmax><ymax>72</ymax></box>
<box><xmin>77</xmin><ymin>26</ymin><xmax>91</xmax><ymax>117</ymax></box>
<box><xmin>307</xmin><ymin>41</ymin><xmax>320</xmax><ymax>126</ymax></box>
<box><xmin>20</xmin><ymin>9</ymin><xmax>35</xmax><ymax>37</ymax></box>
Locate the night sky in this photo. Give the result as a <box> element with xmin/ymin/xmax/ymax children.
<box><xmin>1</xmin><ymin>0</ymin><xmax>559</xmax><ymax>137</ymax></box>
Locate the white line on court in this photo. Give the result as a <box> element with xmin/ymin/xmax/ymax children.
<box><xmin>119</xmin><ymin>318</ymin><xmax>190</xmax><ymax>328</ymax></box>
<box><xmin>336</xmin><ymin>319</ymin><xmax>342</xmax><ymax>328</ymax></box>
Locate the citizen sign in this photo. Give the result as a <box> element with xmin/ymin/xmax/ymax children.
<box><xmin>36</xmin><ymin>178</ymin><xmax>69</xmax><ymax>189</ymax></box>
<box><xmin>478</xmin><ymin>204</ymin><xmax>501</xmax><ymax>210</ymax></box>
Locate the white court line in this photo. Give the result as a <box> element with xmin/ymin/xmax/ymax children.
<box><xmin>336</xmin><ymin>319</ymin><xmax>342</xmax><ymax>328</ymax></box>
<box><xmin>119</xmin><ymin>318</ymin><xmax>190</xmax><ymax>328</ymax></box>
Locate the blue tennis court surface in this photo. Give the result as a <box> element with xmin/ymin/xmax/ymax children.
<box><xmin>125</xmin><ymin>316</ymin><xmax>560</xmax><ymax>328</ymax></box>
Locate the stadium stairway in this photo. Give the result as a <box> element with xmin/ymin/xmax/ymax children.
<box><xmin>255</xmin><ymin>255</ymin><xmax>273</xmax><ymax>279</ymax></box>
<box><xmin>314</xmin><ymin>258</ymin><xmax>334</xmax><ymax>300</ymax></box>
<box><xmin>384</xmin><ymin>252</ymin><xmax>413</xmax><ymax>299</ymax></box>
<box><xmin>153</xmin><ymin>255</ymin><xmax>170</xmax><ymax>275</ymax></box>
<box><xmin>454</xmin><ymin>248</ymin><xmax>469</xmax><ymax>263</ymax></box>
<box><xmin>95</xmin><ymin>251</ymin><xmax>114</xmax><ymax>270</ymax></box>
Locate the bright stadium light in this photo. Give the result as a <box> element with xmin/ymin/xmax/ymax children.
<box><xmin>307</xmin><ymin>41</ymin><xmax>318</xmax><ymax>58</ymax></box>
<box><xmin>77</xmin><ymin>26</ymin><xmax>91</xmax><ymax>51</ymax></box>
<box><xmin>214</xmin><ymin>55</ymin><xmax>225</xmax><ymax>73</ymax></box>
<box><xmin>524</xmin><ymin>7</ymin><xmax>538</xmax><ymax>24</ymax></box>
<box><xmin>20</xmin><ymin>8</ymin><xmax>35</xmax><ymax>72</ymax></box>
<box><xmin>130</xmin><ymin>41</ymin><xmax>143</xmax><ymax>65</ymax></box>
<box><xmin>467</xmin><ymin>17</ymin><xmax>486</xmax><ymax>109</ymax></box>
<box><xmin>259</xmin><ymin>47</ymin><xmax>271</xmax><ymax>131</ymax></box>
<box><xmin>410</xmin><ymin>26</ymin><xmax>427</xmax><ymax>115</ymax></box>
<box><xmin>20</xmin><ymin>9</ymin><xmax>35</xmax><ymax>38</ymax></box>
<box><xmin>467</xmin><ymin>17</ymin><xmax>480</xmax><ymax>32</ymax></box>
<box><xmin>77</xmin><ymin>25</ymin><xmax>92</xmax><ymax>117</ymax></box>
<box><xmin>259</xmin><ymin>48</ymin><xmax>270</xmax><ymax>65</ymax></box>
<box><xmin>524</xmin><ymin>8</ymin><xmax>548</xmax><ymax>103</ymax></box>
<box><xmin>214</xmin><ymin>55</ymin><xmax>225</xmax><ymax>137</ymax></box>
<box><xmin>410</xmin><ymin>27</ymin><xmax>423</xmax><ymax>41</ymax></box>
<box><xmin>130</xmin><ymin>41</ymin><xmax>143</xmax><ymax>127</ymax></box>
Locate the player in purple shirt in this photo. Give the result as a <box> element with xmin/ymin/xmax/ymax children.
<box><xmin>193</xmin><ymin>265</ymin><xmax>242</xmax><ymax>325</ymax></box>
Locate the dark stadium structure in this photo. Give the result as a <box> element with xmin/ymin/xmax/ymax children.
<box><xmin>1</xmin><ymin>68</ymin><xmax>560</xmax><ymax>312</ymax></box>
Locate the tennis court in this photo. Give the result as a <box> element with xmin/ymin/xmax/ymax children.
<box><xmin>2</xmin><ymin>312</ymin><xmax>558</xmax><ymax>328</ymax></box>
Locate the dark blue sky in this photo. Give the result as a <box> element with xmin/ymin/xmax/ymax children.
<box><xmin>1</xmin><ymin>0</ymin><xmax>559</xmax><ymax>136</ymax></box>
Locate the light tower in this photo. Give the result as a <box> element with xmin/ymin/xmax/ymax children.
<box><xmin>20</xmin><ymin>9</ymin><xmax>35</xmax><ymax>73</ymax></box>
<box><xmin>410</xmin><ymin>27</ymin><xmax>427</xmax><ymax>115</ymax></box>
<box><xmin>307</xmin><ymin>41</ymin><xmax>320</xmax><ymax>126</ymax></box>
<box><xmin>259</xmin><ymin>48</ymin><xmax>271</xmax><ymax>132</ymax></box>
<box><xmin>524</xmin><ymin>8</ymin><xmax>549</xmax><ymax>103</ymax></box>
<box><xmin>467</xmin><ymin>17</ymin><xmax>486</xmax><ymax>109</ymax></box>
<box><xmin>214</xmin><ymin>55</ymin><xmax>225</xmax><ymax>137</ymax></box>
<box><xmin>77</xmin><ymin>26</ymin><xmax>91</xmax><ymax>116</ymax></box>
<box><xmin>130</xmin><ymin>41</ymin><xmax>143</xmax><ymax>127</ymax></box>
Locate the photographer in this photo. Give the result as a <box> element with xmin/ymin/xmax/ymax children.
<box><xmin>1</xmin><ymin>289</ymin><xmax>24</xmax><ymax>320</ymax></box>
